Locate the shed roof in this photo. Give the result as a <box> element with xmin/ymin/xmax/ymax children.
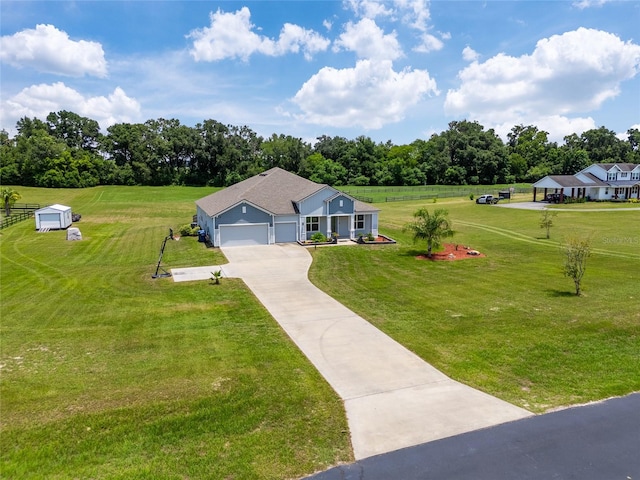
<box><xmin>196</xmin><ymin>167</ymin><xmax>378</xmax><ymax>216</ymax></box>
<box><xmin>35</xmin><ymin>204</ymin><xmax>71</xmax><ymax>213</ymax></box>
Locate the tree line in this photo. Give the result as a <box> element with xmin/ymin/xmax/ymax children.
<box><xmin>1</xmin><ymin>111</ymin><xmax>638</xmax><ymax>188</ymax></box>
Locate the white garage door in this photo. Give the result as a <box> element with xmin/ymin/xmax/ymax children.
<box><xmin>39</xmin><ymin>213</ymin><xmax>61</xmax><ymax>229</ymax></box>
<box><xmin>275</xmin><ymin>222</ymin><xmax>297</xmax><ymax>243</ymax></box>
<box><xmin>219</xmin><ymin>223</ymin><xmax>269</xmax><ymax>247</ymax></box>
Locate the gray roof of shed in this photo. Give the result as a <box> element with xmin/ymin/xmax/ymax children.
<box><xmin>196</xmin><ymin>167</ymin><xmax>378</xmax><ymax>216</ymax></box>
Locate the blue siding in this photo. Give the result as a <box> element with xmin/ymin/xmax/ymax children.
<box><xmin>298</xmin><ymin>187</ymin><xmax>336</xmax><ymax>216</ymax></box>
<box><xmin>328</xmin><ymin>195</ymin><xmax>354</xmax><ymax>214</ymax></box>
<box><xmin>196</xmin><ymin>206</ymin><xmax>214</xmax><ymax>238</ymax></box>
<box><xmin>216</xmin><ymin>203</ymin><xmax>272</xmax><ymax>227</ymax></box>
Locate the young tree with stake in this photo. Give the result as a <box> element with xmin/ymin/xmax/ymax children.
<box><xmin>563</xmin><ymin>236</ymin><xmax>591</xmax><ymax>296</ymax></box>
<box><xmin>540</xmin><ymin>210</ymin><xmax>557</xmax><ymax>239</ymax></box>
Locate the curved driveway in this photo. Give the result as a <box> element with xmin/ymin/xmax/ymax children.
<box><xmin>220</xmin><ymin>244</ymin><xmax>531</xmax><ymax>460</ymax></box>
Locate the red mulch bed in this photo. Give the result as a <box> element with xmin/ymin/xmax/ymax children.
<box><xmin>416</xmin><ymin>243</ymin><xmax>485</xmax><ymax>261</ymax></box>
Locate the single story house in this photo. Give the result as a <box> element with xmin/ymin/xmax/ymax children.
<box><xmin>34</xmin><ymin>204</ymin><xmax>72</xmax><ymax>230</ymax></box>
<box><xmin>532</xmin><ymin>163</ymin><xmax>640</xmax><ymax>202</ymax></box>
<box><xmin>195</xmin><ymin>167</ymin><xmax>379</xmax><ymax>247</ymax></box>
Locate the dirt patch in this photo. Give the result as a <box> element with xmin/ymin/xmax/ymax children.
<box><xmin>416</xmin><ymin>243</ymin><xmax>485</xmax><ymax>261</ymax></box>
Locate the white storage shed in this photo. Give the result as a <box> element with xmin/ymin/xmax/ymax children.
<box><xmin>35</xmin><ymin>204</ymin><xmax>73</xmax><ymax>230</ymax></box>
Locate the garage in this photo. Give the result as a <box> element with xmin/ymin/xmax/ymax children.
<box><xmin>219</xmin><ymin>223</ymin><xmax>269</xmax><ymax>247</ymax></box>
<box><xmin>275</xmin><ymin>222</ymin><xmax>297</xmax><ymax>243</ymax></box>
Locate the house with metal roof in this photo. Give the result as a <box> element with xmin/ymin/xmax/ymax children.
<box><xmin>532</xmin><ymin>163</ymin><xmax>640</xmax><ymax>202</ymax></box>
<box><xmin>195</xmin><ymin>167</ymin><xmax>379</xmax><ymax>247</ymax></box>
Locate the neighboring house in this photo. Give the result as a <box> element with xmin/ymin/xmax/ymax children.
<box><xmin>34</xmin><ymin>204</ymin><xmax>72</xmax><ymax>230</ymax></box>
<box><xmin>532</xmin><ymin>163</ymin><xmax>640</xmax><ymax>202</ymax></box>
<box><xmin>195</xmin><ymin>167</ymin><xmax>379</xmax><ymax>247</ymax></box>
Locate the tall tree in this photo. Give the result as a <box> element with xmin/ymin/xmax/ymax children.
<box><xmin>260</xmin><ymin>134</ymin><xmax>311</xmax><ymax>172</ymax></box>
<box><xmin>444</xmin><ymin>120</ymin><xmax>508</xmax><ymax>184</ymax></box>
<box><xmin>46</xmin><ymin>110</ymin><xmax>101</xmax><ymax>151</ymax></box>
<box><xmin>574</xmin><ymin>127</ymin><xmax>629</xmax><ymax>164</ymax></box>
<box><xmin>404</xmin><ymin>208</ymin><xmax>454</xmax><ymax>258</ymax></box>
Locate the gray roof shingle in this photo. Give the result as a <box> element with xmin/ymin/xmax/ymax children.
<box><xmin>196</xmin><ymin>167</ymin><xmax>378</xmax><ymax>216</ymax></box>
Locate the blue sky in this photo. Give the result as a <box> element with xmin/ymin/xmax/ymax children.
<box><xmin>1</xmin><ymin>1</ymin><xmax>639</xmax><ymax>145</ymax></box>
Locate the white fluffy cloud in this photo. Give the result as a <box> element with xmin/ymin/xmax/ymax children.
<box><xmin>572</xmin><ymin>0</ymin><xmax>611</xmax><ymax>9</ymax></box>
<box><xmin>1</xmin><ymin>82</ymin><xmax>141</xmax><ymax>131</ymax></box>
<box><xmin>345</xmin><ymin>0</ymin><xmax>445</xmax><ymax>53</ymax></box>
<box><xmin>413</xmin><ymin>32</ymin><xmax>445</xmax><ymax>53</ymax></box>
<box><xmin>445</xmin><ymin>28</ymin><xmax>640</xmax><ymax>140</ymax></box>
<box><xmin>291</xmin><ymin>59</ymin><xmax>438</xmax><ymax>129</ymax></box>
<box><xmin>344</xmin><ymin>0</ymin><xmax>394</xmax><ymax>20</ymax></box>
<box><xmin>462</xmin><ymin>46</ymin><xmax>480</xmax><ymax>62</ymax></box>
<box><xmin>188</xmin><ymin>7</ymin><xmax>329</xmax><ymax>61</ymax></box>
<box><xmin>0</xmin><ymin>24</ymin><xmax>107</xmax><ymax>78</ymax></box>
<box><xmin>333</xmin><ymin>18</ymin><xmax>403</xmax><ymax>60</ymax></box>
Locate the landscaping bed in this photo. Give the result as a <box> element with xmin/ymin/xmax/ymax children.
<box><xmin>416</xmin><ymin>243</ymin><xmax>484</xmax><ymax>260</ymax></box>
<box><xmin>356</xmin><ymin>234</ymin><xmax>396</xmax><ymax>244</ymax></box>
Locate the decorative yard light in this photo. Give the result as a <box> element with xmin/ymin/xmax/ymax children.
<box><xmin>152</xmin><ymin>228</ymin><xmax>175</xmax><ymax>278</ymax></box>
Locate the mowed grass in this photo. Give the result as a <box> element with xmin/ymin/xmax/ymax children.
<box><xmin>0</xmin><ymin>186</ymin><xmax>351</xmax><ymax>479</ymax></box>
<box><xmin>309</xmin><ymin>197</ymin><xmax>640</xmax><ymax>412</ymax></box>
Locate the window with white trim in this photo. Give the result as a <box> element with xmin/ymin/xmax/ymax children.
<box><xmin>620</xmin><ymin>172</ymin><xmax>628</xmax><ymax>178</ymax></box>
<box><xmin>632</xmin><ymin>172</ymin><xmax>640</xmax><ymax>180</ymax></box>
<box><xmin>607</xmin><ymin>172</ymin><xmax>617</xmax><ymax>181</ymax></box>
<box><xmin>306</xmin><ymin>216</ymin><xmax>319</xmax><ymax>232</ymax></box>
<box><xmin>355</xmin><ymin>214</ymin><xmax>365</xmax><ymax>229</ymax></box>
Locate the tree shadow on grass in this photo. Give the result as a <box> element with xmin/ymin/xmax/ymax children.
<box><xmin>400</xmin><ymin>248</ymin><xmax>438</xmax><ymax>258</ymax></box>
<box><xmin>545</xmin><ymin>289</ymin><xmax>577</xmax><ymax>298</ymax></box>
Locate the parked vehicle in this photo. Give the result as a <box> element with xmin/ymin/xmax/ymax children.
<box><xmin>476</xmin><ymin>194</ymin><xmax>499</xmax><ymax>204</ymax></box>
<box><xmin>544</xmin><ymin>193</ymin><xmax>563</xmax><ymax>203</ymax></box>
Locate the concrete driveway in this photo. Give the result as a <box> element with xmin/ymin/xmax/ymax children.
<box><xmin>219</xmin><ymin>244</ymin><xmax>532</xmax><ymax>459</ymax></box>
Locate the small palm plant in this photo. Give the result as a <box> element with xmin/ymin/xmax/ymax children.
<box><xmin>211</xmin><ymin>270</ymin><xmax>222</xmax><ymax>285</ymax></box>
<box><xmin>404</xmin><ymin>208</ymin><xmax>454</xmax><ymax>258</ymax></box>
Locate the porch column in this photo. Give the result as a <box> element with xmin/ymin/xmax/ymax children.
<box><xmin>327</xmin><ymin>215</ymin><xmax>332</xmax><ymax>239</ymax></box>
<box><xmin>350</xmin><ymin>214</ymin><xmax>355</xmax><ymax>239</ymax></box>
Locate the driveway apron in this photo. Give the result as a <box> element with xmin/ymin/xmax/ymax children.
<box><xmin>221</xmin><ymin>244</ymin><xmax>532</xmax><ymax>460</ymax></box>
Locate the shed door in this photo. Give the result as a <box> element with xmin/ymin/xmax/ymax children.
<box><xmin>219</xmin><ymin>223</ymin><xmax>269</xmax><ymax>247</ymax></box>
<box><xmin>275</xmin><ymin>222</ymin><xmax>297</xmax><ymax>243</ymax></box>
<box><xmin>39</xmin><ymin>213</ymin><xmax>61</xmax><ymax>229</ymax></box>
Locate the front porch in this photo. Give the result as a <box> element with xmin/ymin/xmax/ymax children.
<box><xmin>302</xmin><ymin>213</ymin><xmax>378</xmax><ymax>241</ymax></box>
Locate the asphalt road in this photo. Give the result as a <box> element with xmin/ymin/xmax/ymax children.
<box><xmin>305</xmin><ymin>393</ymin><xmax>640</xmax><ymax>480</ymax></box>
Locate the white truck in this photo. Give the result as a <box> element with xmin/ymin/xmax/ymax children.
<box><xmin>476</xmin><ymin>194</ymin><xmax>500</xmax><ymax>204</ymax></box>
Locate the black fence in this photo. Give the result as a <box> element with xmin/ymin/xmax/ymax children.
<box><xmin>350</xmin><ymin>187</ymin><xmax>531</xmax><ymax>203</ymax></box>
<box><xmin>0</xmin><ymin>203</ymin><xmax>41</xmax><ymax>230</ymax></box>
<box><xmin>9</xmin><ymin>203</ymin><xmax>41</xmax><ymax>213</ymax></box>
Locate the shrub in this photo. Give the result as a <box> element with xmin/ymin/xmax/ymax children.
<box><xmin>310</xmin><ymin>232</ymin><xmax>327</xmax><ymax>243</ymax></box>
<box><xmin>179</xmin><ymin>224</ymin><xmax>200</xmax><ymax>236</ymax></box>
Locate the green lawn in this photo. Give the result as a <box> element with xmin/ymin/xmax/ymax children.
<box><xmin>309</xmin><ymin>198</ymin><xmax>640</xmax><ymax>412</ymax></box>
<box><xmin>0</xmin><ymin>186</ymin><xmax>351</xmax><ymax>479</ymax></box>
<box><xmin>2</xmin><ymin>186</ymin><xmax>639</xmax><ymax>478</ymax></box>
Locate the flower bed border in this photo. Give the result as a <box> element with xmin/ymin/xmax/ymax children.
<box><xmin>354</xmin><ymin>234</ymin><xmax>397</xmax><ymax>245</ymax></box>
